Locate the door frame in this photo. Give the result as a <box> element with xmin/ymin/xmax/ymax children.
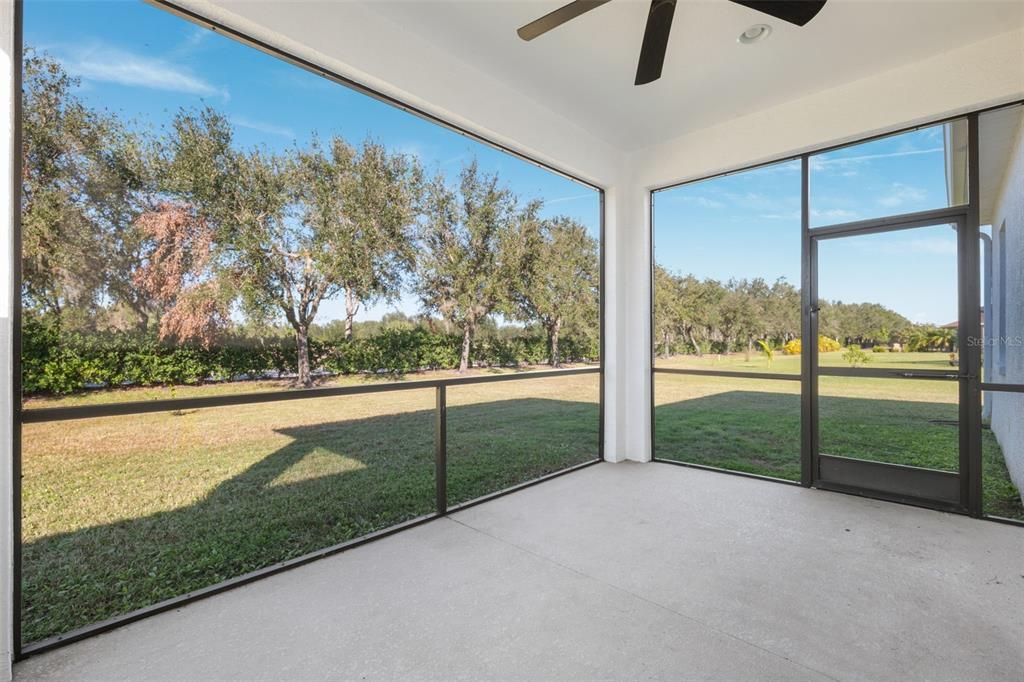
<box><xmin>800</xmin><ymin>115</ymin><xmax>983</xmax><ymax>514</ymax></box>
<box><xmin>651</xmin><ymin>109</ymin><xmax>1007</xmax><ymax>519</ymax></box>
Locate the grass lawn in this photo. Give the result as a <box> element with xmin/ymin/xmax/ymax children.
<box><xmin>654</xmin><ymin>349</ymin><xmax>960</xmax><ymax>374</ymax></box>
<box><xmin>654</xmin><ymin>351</ymin><xmax>1024</xmax><ymax>521</ymax></box>
<box><xmin>22</xmin><ymin>353</ymin><xmax>1024</xmax><ymax>645</ymax></box>
<box><xmin>20</xmin><ymin>369</ymin><xmax>600</xmax><ymax>644</ymax></box>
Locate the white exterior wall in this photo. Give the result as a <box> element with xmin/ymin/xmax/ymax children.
<box><xmin>989</xmin><ymin>114</ymin><xmax>1024</xmax><ymax>497</ymax></box>
<box><xmin>602</xmin><ymin>171</ymin><xmax>651</xmax><ymax>462</ymax></box>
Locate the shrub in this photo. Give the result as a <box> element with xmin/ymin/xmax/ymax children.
<box><xmin>818</xmin><ymin>336</ymin><xmax>842</xmax><ymax>352</ymax></box>
<box><xmin>842</xmin><ymin>345</ymin><xmax>871</xmax><ymax>367</ymax></box>
<box><xmin>872</xmin><ymin>345</ymin><xmax>890</xmax><ymax>353</ymax></box>
<box><xmin>21</xmin><ymin>322</ymin><xmax>598</xmax><ymax>395</ymax></box>
<box><xmin>781</xmin><ymin>336</ymin><xmax>842</xmax><ymax>356</ymax></box>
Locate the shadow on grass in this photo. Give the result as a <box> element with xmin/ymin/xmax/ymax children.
<box><xmin>654</xmin><ymin>390</ymin><xmax>1024</xmax><ymax>519</ymax></box>
<box><xmin>22</xmin><ymin>397</ymin><xmax>599</xmax><ymax>645</ymax></box>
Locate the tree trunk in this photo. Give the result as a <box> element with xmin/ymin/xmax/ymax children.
<box><xmin>745</xmin><ymin>336</ymin><xmax>753</xmax><ymax>362</ymax></box>
<box><xmin>344</xmin><ymin>289</ymin><xmax>359</xmax><ymax>341</ymax></box>
<box><xmin>295</xmin><ymin>324</ymin><xmax>312</xmax><ymax>387</ymax></box>
<box><xmin>688</xmin><ymin>329</ymin><xmax>702</xmax><ymax>357</ymax></box>
<box><xmin>549</xmin><ymin>318</ymin><xmax>562</xmax><ymax>367</ymax></box>
<box><xmin>459</xmin><ymin>324</ymin><xmax>473</xmax><ymax>374</ymax></box>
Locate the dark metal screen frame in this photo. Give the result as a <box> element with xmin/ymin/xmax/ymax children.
<box><xmin>649</xmin><ymin>164</ymin><xmax>804</xmax><ymax>484</ymax></box>
<box><xmin>650</xmin><ymin>104</ymin><xmax>1024</xmax><ymax>523</ymax></box>
<box><xmin>17</xmin><ymin>367</ymin><xmax>605</xmax><ymax>661</ymax></box>
<box><xmin>10</xmin><ymin>0</ymin><xmax>24</xmax><ymax>660</ymax></box>
<box><xmin>809</xmin><ymin>212</ymin><xmax>974</xmax><ymax>512</ymax></box>
<box><xmin>10</xmin><ymin>0</ymin><xmax>609</xmax><ymax>660</ymax></box>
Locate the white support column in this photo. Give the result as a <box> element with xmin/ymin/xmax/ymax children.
<box><xmin>0</xmin><ymin>0</ymin><xmax>15</xmax><ymax>677</ymax></box>
<box><xmin>602</xmin><ymin>172</ymin><xmax>652</xmax><ymax>463</ymax></box>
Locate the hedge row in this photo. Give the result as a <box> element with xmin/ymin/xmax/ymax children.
<box><xmin>22</xmin><ymin>320</ymin><xmax>599</xmax><ymax>395</ymax></box>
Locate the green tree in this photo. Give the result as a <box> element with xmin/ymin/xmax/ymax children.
<box><xmin>842</xmin><ymin>345</ymin><xmax>871</xmax><ymax>367</ymax></box>
<box><xmin>141</xmin><ymin>109</ymin><xmax>420</xmax><ymax>386</ymax></box>
<box><xmin>415</xmin><ymin>161</ymin><xmax>520</xmax><ymax>373</ymax></box>
<box><xmin>507</xmin><ymin>216</ymin><xmax>598</xmax><ymax>366</ymax></box>
<box><xmin>293</xmin><ymin>137</ymin><xmax>421</xmax><ymax>340</ymax></box>
<box><xmin>653</xmin><ymin>265</ymin><xmax>682</xmax><ymax>357</ymax></box>
<box><xmin>928</xmin><ymin>326</ymin><xmax>957</xmax><ymax>352</ymax></box>
<box><xmin>21</xmin><ymin>49</ymin><xmax>153</xmax><ymax>330</ymax></box>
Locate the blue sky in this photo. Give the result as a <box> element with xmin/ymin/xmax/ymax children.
<box><xmin>24</xmin><ymin>0</ymin><xmax>600</xmax><ymax>324</ymax></box>
<box><xmin>27</xmin><ymin>0</ymin><xmax>966</xmax><ymax>328</ymax></box>
<box><xmin>654</xmin><ymin>125</ymin><xmax>961</xmax><ymax>325</ymax></box>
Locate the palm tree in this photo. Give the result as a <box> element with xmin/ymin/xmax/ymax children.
<box><xmin>927</xmin><ymin>327</ymin><xmax>956</xmax><ymax>352</ymax></box>
<box><xmin>907</xmin><ymin>327</ymin><xmax>932</xmax><ymax>352</ymax></box>
<box><xmin>756</xmin><ymin>339</ymin><xmax>775</xmax><ymax>367</ymax></box>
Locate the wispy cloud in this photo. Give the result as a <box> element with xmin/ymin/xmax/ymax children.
<box><xmin>907</xmin><ymin>237</ymin><xmax>957</xmax><ymax>255</ymax></box>
<box><xmin>440</xmin><ymin>154</ymin><xmax>468</xmax><ymax>167</ymax></box>
<box><xmin>231</xmin><ymin>116</ymin><xmax>295</xmax><ymax>140</ymax></box>
<box><xmin>271</xmin><ymin>67</ymin><xmax>335</xmax><ymax>92</ymax></box>
<box><xmin>814</xmin><ymin>208</ymin><xmax>858</xmax><ymax>221</ymax></box>
<box><xmin>811</xmin><ymin>146</ymin><xmax>943</xmax><ymax>173</ymax></box>
<box><xmin>760</xmin><ymin>207</ymin><xmax>857</xmax><ymax>223</ymax></box>
<box><xmin>877</xmin><ymin>182</ymin><xmax>927</xmax><ymax>208</ymax></box>
<box><xmin>544</xmin><ymin>192</ymin><xmax>594</xmax><ymax>206</ymax></box>
<box><xmin>694</xmin><ymin>145</ymin><xmax>944</xmax><ymax>178</ymax></box>
<box><xmin>168</xmin><ymin>27</ymin><xmax>211</xmax><ymax>59</ymax></box>
<box><xmin>759</xmin><ymin>210</ymin><xmax>800</xmax><ymax>221</ymax></box>
<box><xmin>60</xmin><ymin>43</ymin><xmax>228</xmax><ymax>100</ymax></box>
<box><xmin>673</xmin><ymin>195</ymin><xmax>724</xmax><ymax>209</ymax></box>
<box><xmin>720</xmin><ymin>190</ymin><xmax>798</xmax><ymax>213</ymax></box>
<box><xmin>859</xmin><ymin>236</ymin><xmax>956</xmax><ymax>257</ymax></box>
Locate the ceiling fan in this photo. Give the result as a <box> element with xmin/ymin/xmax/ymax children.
<box><xmin>517</xmin><ymin>1</ymin><xmax>827</xmax><ymax>86</ymax></box>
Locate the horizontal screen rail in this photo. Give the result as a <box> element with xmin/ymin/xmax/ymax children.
<box><xmin>981</xmin><ymin>382</ymin><xmax>1024</xmax><ymax>394</ymax></box>
<box><xmin>653</xmin><ymin>367</ymin><xmax>800</xmax><ymax>381</ymax></box>
<box><xmin>810</xmin><ymin>206</ymin><xmax>968</xmax><ymax>239</ymax></box>
<box><xmin>817</xmin><ymin>367</ymin><xmax>961</xmax><ymax>379</ymax></box>
<box><xmin>21</xmin><ymin>366</ymin><xmax>600</xmax><ymax>423</ymax></box>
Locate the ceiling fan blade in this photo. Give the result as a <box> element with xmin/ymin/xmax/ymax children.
<box><xmin>635</xmin><ymin>0</ymin><xmax>677</xmax><ymax>86</ymax></box>
<box><xmin>517</xmin><ymin>0</ymin><xmax>612</xmax><ymax>41</ymax></box>
<box><xmin>728</xmin><ymin>1</ymin><xmax>827</xmax><ymax>27</ymax></box>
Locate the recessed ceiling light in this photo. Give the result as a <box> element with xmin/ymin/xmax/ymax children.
<box><xmin>738</xmin><ymin>24</ymin><xmax>772</xmax><ymax>45</ymax></box>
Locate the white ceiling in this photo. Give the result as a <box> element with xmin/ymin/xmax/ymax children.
<box><xmin>363</xmin><ymin>0</ymin><xmax>1024</xmax><ymax>149</ymax></box>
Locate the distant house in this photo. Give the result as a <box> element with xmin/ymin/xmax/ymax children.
<box><xmin>939</xmin><ymin>310</ymin><xmax>984</xmax><ymax>329</ymax></box>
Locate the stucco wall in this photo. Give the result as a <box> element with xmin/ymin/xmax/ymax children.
<box><xmin>989</xmin><ymin>111</ymin><xmax>1024</xmax><ymax>500</ymax></box>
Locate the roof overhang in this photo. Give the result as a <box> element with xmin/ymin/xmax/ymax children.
<box><xmin>166</xmin><ymin>0</ymin><xmax>1024</xmax><ymax>189</ymax></box>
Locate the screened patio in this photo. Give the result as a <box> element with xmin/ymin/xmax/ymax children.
<box><xmin>2</xmin><ymin>1</ymin><xmax>1024</xmax><ymax>680</ymax></box>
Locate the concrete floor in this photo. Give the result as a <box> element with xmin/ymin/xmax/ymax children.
<box><xmin>15</xmin><ymin>462</ymin><xmax>1024</xmax><ymax>681</ymax></box>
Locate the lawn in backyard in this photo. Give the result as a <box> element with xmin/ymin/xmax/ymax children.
<box><xmin>21</xmin><ymin>351</ymin><xmax>1024</xmax><ymax>645</ymax></box>
<box><xmin>20</xmin><ymin>368</ymin><xmax>600</xmax><ymax>644</ymax></box>
<box><xmin>654</xmin><ymin>351</ymin><xmax>1024</xmax><ymax>521</ymax></box>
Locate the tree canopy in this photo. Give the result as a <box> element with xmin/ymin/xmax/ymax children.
<box><xmin>21</xmin><ymin>51</ymin><xmax>601</xmax><ymax>385</ymax></box>
<box><xmin>652</xmin><ymin>264</ymin><xmax>952</xmax><ymax>356</ymax></box>
<box><xmin>414</xmin><ymin>162</ymin><xmax>523</xmax><ymax>372</ymax></box>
